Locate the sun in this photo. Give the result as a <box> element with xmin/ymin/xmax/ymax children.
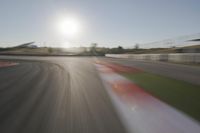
<box><xmin>57</xmin><ymin>16</ymin><xmax>80</xmax><ymax>37</ymax></box>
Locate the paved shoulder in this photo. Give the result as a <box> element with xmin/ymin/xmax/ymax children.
<box><xmin>102</xmin><ymin>57</ymin><xmax>200</xmax><ymax>85</ymax></box>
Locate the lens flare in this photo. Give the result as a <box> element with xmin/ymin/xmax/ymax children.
<box><xmin>57</xmin><ymin>16</ymin><xmax>80</xmax><ymax>37</ymax></box>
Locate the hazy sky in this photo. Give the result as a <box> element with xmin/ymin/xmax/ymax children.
<box><xmin>0</xmin><ymin>0</ymin><xmax>200</xmax><ymax>48</ymax></box>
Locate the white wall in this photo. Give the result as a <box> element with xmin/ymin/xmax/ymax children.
<box><xmin>106</xmin><ymin>53</ymin><xmax>200</xmax><ymax>63</ymax></box>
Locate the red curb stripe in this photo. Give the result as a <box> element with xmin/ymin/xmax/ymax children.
<box><xmin>95</xmin><ymin>61</ymin><xmax>142</xmax><ymax>74</ymax></box>
<box><xmin>109</xmin><ymin>81</ymin><xmax>149</xmax><ymax>104</ymax></box>
<box><xmin>0</xmin><ymin>61</ymin><xmax>18</xmax><ymax>68</ymax></box>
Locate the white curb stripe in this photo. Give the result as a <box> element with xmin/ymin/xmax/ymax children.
<box><xmin>95</xmin><ymin>63</ymin><xmax>200</xmax><ymax>133</ymax></box>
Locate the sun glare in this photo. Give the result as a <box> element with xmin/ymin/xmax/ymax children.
<box><xmin>57</xmin><ymin>16</ymin><xmax>80</xmax><ymax>37</ymax></box>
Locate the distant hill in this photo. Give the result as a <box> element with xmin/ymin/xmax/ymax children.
<box><xmin>0</xmin><ymin>43</ymin><xmax>199</xmax><ymax>56</ymax></box>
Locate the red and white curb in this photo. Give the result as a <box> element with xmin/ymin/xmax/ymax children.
<box><xmin>0</xmin><ymin>61</ymin><xmax>19</xmax><ymax>68</ymax></box>
<box><xmin>95</xmin><ymin>63</ymin><xmax>200</xmax><ymax>133</ymax></box>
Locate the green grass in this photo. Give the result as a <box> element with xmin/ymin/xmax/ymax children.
<box><xmin>123</xmin><ymin>72</ymin><xmax>200</xmax><ymax>122</ymax></box>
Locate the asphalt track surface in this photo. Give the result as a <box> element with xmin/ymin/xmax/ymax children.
<box><xmin>0</xmin><ymin>56</ymin><xmax>199</xmax><ymax>133</ymax></box>
<box><xmin>101</xmin><ymin>57</ymin><xmax>200</xmax><ymax>85</ymax></box>
<box><xmin>0</xmin><ymin>57</ymin><xmax>127</xmax><ymax>133</ymax></box>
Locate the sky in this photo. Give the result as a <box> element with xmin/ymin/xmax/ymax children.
<box><xmin>0</xmin><ymin>0</ymin><xmax>200</xmax><ymax>48</ymax></box>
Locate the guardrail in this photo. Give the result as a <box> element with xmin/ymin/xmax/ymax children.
<box><xmin>106</xmin><ymin>53</ymin><xmax>200</xmax><ymax>63</ymax></box>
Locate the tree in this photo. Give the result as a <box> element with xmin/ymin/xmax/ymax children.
<box><xmin>90</xmin><ymin>43</ymin><xmax>98</xmax><ymax>55</ymax></box>
<box><xmin>118</xmin><ymin>46</ymin><xmax>123</xmax><ymax>50</ymax></box>
<box><xmin>91</xmin><ymin>43</ymin><xmax>98</xmax><ymax>48</ymax></box>
<box><xmin>48</xmin><ymin>48</ymin><xmax>53</xmax><ymax>53</ymax></box>
<box><xmin>117</xmin><ymin>46</ymin><xmax>124</xmax><ymax>53</ymax></box>
<box><xmin>134</xmin><ymin>43</ymin><xmax>139</xmax><ymax>49</ymax></box>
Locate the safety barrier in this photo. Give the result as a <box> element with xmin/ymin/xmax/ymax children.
<box><xmin>106</xmin><ymin>53</ymin><xmax>200</xmax><ymax>63</ymax></box>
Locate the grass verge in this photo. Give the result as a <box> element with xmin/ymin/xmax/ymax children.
<box><xmin>123</xmin><ymin>72</ymin><xmax>200</xmax><ymax>122</ymax></box>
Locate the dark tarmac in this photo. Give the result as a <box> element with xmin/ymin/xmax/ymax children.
<box><xmin>0</xmin><ymin>57</ymin><xmax>127</xmax><ymax>133</ymax></box>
